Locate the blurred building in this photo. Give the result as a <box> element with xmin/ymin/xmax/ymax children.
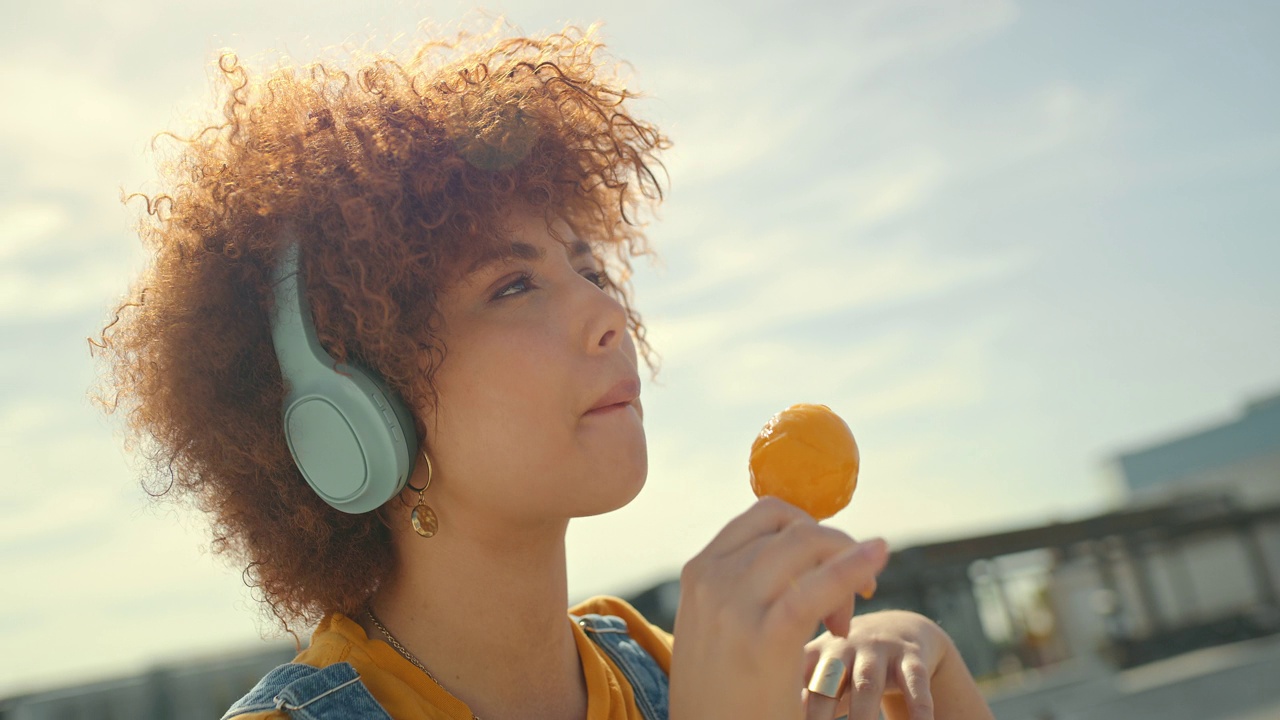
<box><xmin>0</xmin><ymin>645</ymin><xmax>295</xmax><ymax>720</ymax></box>
<box><xmin>982</xmin><ymin>387</ymin><xmax>1280</xmax><ymax>719</ymax></box>
<box><xmin>1059</xmin><ymin>387</ymin><xmax>1280</xmax><ymax>669</ymax></box>
<box><xmin>1113</xmin><ymin>389</ymin><xmax>1280</xmax><ymax>509</ymax></box>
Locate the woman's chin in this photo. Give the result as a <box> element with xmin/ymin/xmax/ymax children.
<box><xmin>577</xmin><ymin>459</ymin><xmax>648</xmax><ymax>518</ymax></box>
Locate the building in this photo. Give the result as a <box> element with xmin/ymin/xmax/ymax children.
<box><xmin>1113</xmin><ymin>390</ymin><xmax>1280</xmax><ymax>509</ymax></box>
<box><xmin>0</xmin><ymin>645</ymin><xmax>295</xmax><ymax>720</ymax></box>
<box><xmin>1052</xmin><ymin>388</ymin><xmax>1280</xmax><ymax>668</ymax></box>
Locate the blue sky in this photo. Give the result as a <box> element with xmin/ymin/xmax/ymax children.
<box><xmin>2</xmin><ymin>0</ymin><xmax>1278</xmax><ymax>696</ymax></box>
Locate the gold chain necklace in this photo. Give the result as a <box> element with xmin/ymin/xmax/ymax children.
<box><xmin>364</xmin><ymin>607</ymin><xmax>482</xmax><ymax>720</ymax></box>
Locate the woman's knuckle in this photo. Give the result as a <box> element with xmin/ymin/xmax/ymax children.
<box><xmin>878</xmin><ymin>638</ymin><xmax>902</xmax><ymax>653</ymax></box>
<box><xmin>780</xmin><ymin>518</ymin><xmax>820</xmax><ymax>543</ymax></box>
<box><xmin>912</xmin><ymin>699</ymin><xmax>936</xmax><ymax>720</ymax></box>
<box><xmin>851</xmin><ymin>672</ymin><xmax>882</xmax><ymax>695</ymax></box>
<box><xmin>833</xmin><ymin>550</ymin><xmax>869</xmax><ymax>580</ymax></box>
<box><xmin>763</xmin><ymin>595</ymin><xmax>806</xmax><ymax>639</ymax></box>
<box><xmin>680</xmin><ymin>557</ymin><xmax>701</xmax><ymax>584</ymax></box>
<box><xmin>754</xmin><ymin>495</ymin><xmax>785</xmax><ymax>514</ymax></box>
<box><xmin>900</xmin><ymin>609</ymin><xmax>940</xmax><ymax>629</ymax></box>
<box><xmin>759</xmin><ymin>495</ymin><xmax>805</xmax><ymax>522</ymax></box>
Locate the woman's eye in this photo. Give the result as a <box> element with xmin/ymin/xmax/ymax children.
<box><xmin>583</xmin><ymin>270</ymin><xmax>609</xmax><ymax>289</ymax></box>
<box><xmin>493</xmin><ymin>270</ymin><xmax>606</xmax><ymax>300</ymax></box>
<box><xmin>494</xmin><ymin>273</ymin><xmax>534</xmax><ymax>299</ymax></box>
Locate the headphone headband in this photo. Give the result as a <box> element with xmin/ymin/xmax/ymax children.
<box><xmin>269</xmin><ymin>230</ymin><xmax>326</xmax><ymax>381</ymax></box>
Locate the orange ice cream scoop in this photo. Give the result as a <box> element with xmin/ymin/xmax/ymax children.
<box><xmin>749</xmin><ymin>403</ymin><xmax>860</xmax><ymax>521</ymax></box>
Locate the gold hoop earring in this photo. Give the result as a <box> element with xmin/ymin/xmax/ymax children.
<box><xmin>409</xmin><ymin>449</ymin><xmax>439</xmax><ymax>539</ymax></box>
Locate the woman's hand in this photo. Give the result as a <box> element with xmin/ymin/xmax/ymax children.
<box><xmin>802</xmin><ymin>610</ymin><xmax>950</xmax><ymax>720</ymax></box>
<box><xmin>668</xmin><ymin>497</ymin><xmax>889</xmax><ymax>720</ymax></box>
<box><xmin>802</xmin><ymin>610</ymin><xmax>996</xmax><ymax>720</ymax></box>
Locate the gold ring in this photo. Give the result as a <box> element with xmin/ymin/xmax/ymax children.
<box><xmin>807</xmin><ymin>655</ymin><xmax>847</xmax><ymax>698</ymax></box>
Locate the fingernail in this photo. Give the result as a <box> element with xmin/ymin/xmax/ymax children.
<box><xmin>858</xmin><ymin>578</ymin><xmax>878</xmax><ymax>600</ymax></box>
<box><xmin>854</xmin><ymin>538</ymin><xmax>888</xmax><ymax>560</ymax></box>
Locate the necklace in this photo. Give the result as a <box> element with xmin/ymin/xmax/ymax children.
<box><xmin>364</xmin><ymin>606</ymin><xmax>482</xmax><ymax>720</ymax></box>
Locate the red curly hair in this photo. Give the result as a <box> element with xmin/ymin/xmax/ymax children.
<box><xmin>91</xmin><ymin>25</ymin><xmax>669</xmax><ymax>636</ymax></box>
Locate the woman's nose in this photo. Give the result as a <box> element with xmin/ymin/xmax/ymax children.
<box><xmin>583</xmin><ymin>282</ymin><xmax>629</xmax><ymax>354</ymax></box>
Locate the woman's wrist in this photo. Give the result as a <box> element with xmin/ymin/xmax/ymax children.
<box><xmin>918</xmin><ymin>629</ymin><xmax>995</xmax><ymax>720</ymax></box>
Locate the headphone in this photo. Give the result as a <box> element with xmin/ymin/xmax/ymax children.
<box><xmin>268</xmin><ymin>227</ymin><xmax>420</xmax><ymax>513</ymax></box>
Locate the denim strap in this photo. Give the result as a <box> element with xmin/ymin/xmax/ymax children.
<box><xmin>221</xmin><ymin>662</ymin><xmax>392</xmax><ymax>720</ymax></box>
<box><xmin>574</xmin><ymin>613</ymin><xmax>670</xmax><ymax>720</ymax></box>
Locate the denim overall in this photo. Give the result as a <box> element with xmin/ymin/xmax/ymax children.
<box><xmin>221</xmin><ymin>613</ymin><xmax>670</xmax><ymax>720</ymax></box>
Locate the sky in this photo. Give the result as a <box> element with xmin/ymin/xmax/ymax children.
<box><xmin>2</xmin><ymin>0</ymin><xmax>1279</xmax><ymax>698</ymax></box>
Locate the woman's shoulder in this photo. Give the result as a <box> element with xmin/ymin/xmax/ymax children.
<box><xmin>220</xmin><ymin>660</ymin><xmax>392</xmax><ymax>720</ymax></box>
<box><xmin>220</xmin><ymin>614</ymin><xmax>394</xmax><ymax>720</ymax></box>
<box><xmin>571</xmin><ymin>594</ymin><xmax>653</xmax><ymax>623</ymax></box>
<box><xmin>571</xmin><ymin>595</ymin><xmax>674</xmax><ymax>666</ymax></box>
<box><xmin>570</xmin><ymin>594</ymin><xmax>670</xmax><ymax>636</ymax></box>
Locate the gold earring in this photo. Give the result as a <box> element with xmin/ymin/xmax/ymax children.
<box><xmin>409</xmin><ymin>449</ymin><xmax>439</xmax><ymax>538</ymax></box>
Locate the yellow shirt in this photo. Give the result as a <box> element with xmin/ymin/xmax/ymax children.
<box><xmin>232</xmin><ymin>596</ymin><xmax>673</xmax><ymax>720</ymax></box>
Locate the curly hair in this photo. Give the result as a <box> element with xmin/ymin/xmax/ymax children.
<box><xmin>90</xmin><ymin>25</ymin><xmax>669</xmax><ymax>637</ymax></box>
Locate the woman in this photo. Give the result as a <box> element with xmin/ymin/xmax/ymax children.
<box><xmin>94</xmin><ymin>24</ymin><xmax>994</xmax><ymax>720</ymax></box>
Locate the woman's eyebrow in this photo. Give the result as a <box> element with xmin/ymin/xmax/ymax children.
<box><xmin>468</xmin><ymin>238</ymin><xmax>593</xmax><ymax>273</ymax></box>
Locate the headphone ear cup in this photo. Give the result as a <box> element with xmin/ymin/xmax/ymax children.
<box><xmin>270</xmin><ymin>231</ymin><xmax>418</xmax><ymax>514</ymax></box>
<box><xmin>282</xmin><ymin>361</ymin><xmax>418</xmax><ymax>514</ymax></box>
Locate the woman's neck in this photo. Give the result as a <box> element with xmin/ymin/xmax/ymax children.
<box><xmin>362</xmin><ymin>515</ymin><xmax>587</xmax><ymax>720</ymax></box>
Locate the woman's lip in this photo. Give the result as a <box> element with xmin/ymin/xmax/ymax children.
<box><xmin>587</xmin><ymin>377</ymin><xmax>641</xmax><ymax>414</ymax></box>
<box><xmin>584</xmin><ymin>400</ymin><xmax>634</xmax><ymax>416</ymax></box>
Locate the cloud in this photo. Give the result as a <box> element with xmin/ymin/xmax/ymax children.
<box><xmin>0</xmin><ymin>203</ymin><xmax>71</xmax><ymax>262</ymax></box>
<box><xmin>844</xmin><ymin>322</ymin><xmax>1002</xmax><ymax>423</ymax></box>
<box><xmin>0</xmin><ymin>57</ymin><xmax>153</xmax><ymax>189</ymax></box>
<box><xmin>0</xmin><ymin>428</ymin><xmax>129</xmax><ymax>519</ymax></box>
<box><xmin>0</xmin><ymin>424</ymin><xmax>274</xmax><ymax>696</ymax></box>
<box><xmin>839</xmin><ymin>153</ymin><xmax>947</xmax><ymax>229</ymax></box>
<box><xmin>0</xmin><ymin>255</ymin><xmax>133</xmax><ymax>321</ymax></box>
<box><xmin>639</xmin><ymin>0</ymin><xmax>1018</xmax><ymax>192</ymax></box>
<box><xmin>696</xmin><ymin>329</ymin><xmax>916</xmax><ymax>409</ymax></box>
<box><xmin>682</xmin><ymin>306</ymin><xmax>1017</xmax><ymax>425</ymax></box>
<box><xmin>646</xmin><ymin>238</ymin><xmax>1028</xmax><ymax>362</ymax></box>
<box><xmin>0</xmin><ymin>395</ymin><xmax>66</xmax><ymax>444</ymax></box>
<box><xmin>965</xmin><ymin>83</ymin><xmax>1121</xmax><ymax>179</ymax></box>
<box><xmin>0</xmin><ymin>496</ymin><xmax>270</xmax><ymax>696</ymax></box>
<box><xmin>0</xmin><ymin>200</ymin><xmax>144</xmax><ymax>323</ymax></box>
<box><xmin>746</xmin><ymin>241</ymin><xmax>1024</xmax><ymax>323</ymax></box>
<box><xmin>0</xmin><ymin>58</ymin><xmax>159</xmax><ymax>320</ymax></box>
